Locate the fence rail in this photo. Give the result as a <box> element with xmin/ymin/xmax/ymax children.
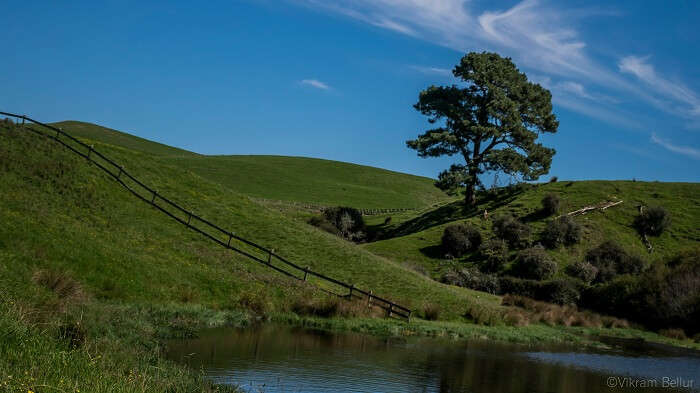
<box><xmin>0</xmin><ymin>111</ymin><xmax>412</xmax><ymax>320</ymax></box>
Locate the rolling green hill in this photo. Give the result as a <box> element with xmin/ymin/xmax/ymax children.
<box><xmin>0</xmin><ymin>119</ymin><xmax>500</xmax><ymax>392</ymax></box>
<box><xmin>1</xmin><ymin>118</ymin><xmax>697</xmax><ymax>392</ymax></box>
<box><xmin>50</xmin><ymin>121</ymin><xmax>451</xmax><ymax>209</ymax></box>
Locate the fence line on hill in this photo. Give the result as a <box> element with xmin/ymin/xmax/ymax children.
<box><xmin>251</xmin><ymin>197</ymin><xmax>419</xmax><ymax>216</ymax></box>
<box><xmin>0</xmin><ymin>111</ymin><xmax>412</xmax><ymax>321</ymax></box>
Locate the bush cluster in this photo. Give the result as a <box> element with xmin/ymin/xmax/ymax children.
<box><xmin>512</xmin><ymin>246</ymin><xmax>557</xmax><ymax>280</ymax></box>
<box><xmin>493</xmin><ymin>215</ymin><xmax>531</xmax><ymax>249</ymax></box>
<box><xmin>479</xmin><ymin>238</ymin><xmax>508</xmax><ymax>273</ymax></box>
<box><xmin>634</xmin><ymin>206</ymin><xmax>671</xmax><ymax>236</ymax></box>
<box><xmin>497</xmin><ymin>277</ymin><xmax>581</xmax><ymax>305</ymax></box>
<box><xmin>541</xmin><ymin>193</ymin><xmax>561</xmax><ymax>216</ymax></box>
<box><xmin>441</xmin><ymin>268</ymin><xmax>500</xmax><ymax>294</ymax></box>
<box><xmin>310</xmin><ymin>206</ymin><xmax>366</xmax><ymax>242</ymax></box>
<box><xmin>583</xmin><ymin>249</ymin><xmax>700</xmax><ymax>335</ymax></box>
<box><xmin>541</xmin><ymin>215</ymin><xmax>581</xmax><ymax>248</ymax></box>
<box><xmin>441</xmin><ymin>223</ymin><xmax>482</xmax><ymax>258</ymax></box>
<box><xmin>565</xmin><ymin>261</ymin><xmax>598</xmax><ymax>284</ymax></box>
<box><xmin>585</xmin><ymin>241</ymin><xmax>645</xmax><ymax>283</ymax></box>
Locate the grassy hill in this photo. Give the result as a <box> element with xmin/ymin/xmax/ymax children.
<box><xmin>1</xmin><ymin>118</ymin><xmax>697</xmax><ymax>392</ymax></box>
<box><xmin>364</xmin><ymin>180</ymin><xmax>700</xmax><ymax>279</ymax></box>
<box><xmin>51</xmin><ymin>121</ymin><xmax>451</xmax><ymax>209</ymax></box>
<box><xmin>0</xmin><ymin>119</ymin><xmax>502</xmax><ymax>392</ymax></box>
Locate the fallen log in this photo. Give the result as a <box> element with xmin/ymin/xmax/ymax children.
<box><xmin>558</xmin><ymin>200</ymin><xmax>623</xmax><ymax>218</ymax></box>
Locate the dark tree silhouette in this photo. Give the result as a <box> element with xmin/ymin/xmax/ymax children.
<box><xmin>407</xmin><ymin>52</ymin><xmax>559</xmax><ymax>206</ymax></box>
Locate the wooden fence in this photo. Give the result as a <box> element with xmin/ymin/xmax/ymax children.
<box><xmin>0</xmin><ymin>111</ymin><xmax>412</xmax><ymax>321</ymax></box>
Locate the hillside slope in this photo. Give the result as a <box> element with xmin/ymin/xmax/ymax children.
<box><xmin>364</xmin><ymin>180</ymin><xmax>700</xmax><ymax>281</ymax></box>
<box><xmin>50</xmin><ymin>121</ymin><xmax>451</xmax><ymax>209</ymax></box>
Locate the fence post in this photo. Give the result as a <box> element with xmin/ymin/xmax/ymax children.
<box><xmin>87</xmin><ymin>145</ymin><xmax>93</xmax><ymax>160</ymax></box>
<box><xmin>367</xmin><ymin>290</ymin><xmax>373</xmax><ymax>307</ymax></box>
<box><xmin>151</xmin><ymin>190</ymin><xmax>157</xmax><ymax>205</ymax></box>
<box><xmin>388</xmin><ymin>303</ymin><xmax>393</xmax><ymax>318</ymax></box>
<box><xmin>227</xmin><ymin>233</ymin><xmax>233</xmax><ymax>248</ymax></box>
<box><xmin>267</xmin><ymin>249</ymin><xmax>274</xmax><ymax>264</ymax></box>
<box><xmin>349</xmin><ymin>284</ymin><xmax>354</xmax><ymax>298</ymax></box>
<box><xmin>303</xmin><ymin>266</ymin><xmax>309</xmax><ymax>281</ymax></box>
<box><xmin>117</xmin><ymin>165</ymin><xmax>123</xmax><ymax>179</ymax></box>
<box><xmin>187</xmin><ymin>211</ymin><xmax>193</xmax><ymax>226</ymax></box>
<box><xmin>407</xmin><ymin>310</ymin><xmax>412</xmax><ymax>323</ymax></box>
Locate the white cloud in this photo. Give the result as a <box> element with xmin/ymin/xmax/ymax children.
<box><xmin>300</xmin><ymin>79</ymin><xmax>331</xmax><ymax>90</ymax></box>
<box><xmin>409</xmin><ymin>65</ymin><xmax>452</xmax><ymax>76</ymax></box>
<box><xmin>294</xmin><ymin>0</ymin><xmax>700</xmax><ymax>128</ymax></box>
<box><xmin>651</xmin><ymin>133</ymin><xmax>700</xmax><ymax>159</ymax></box>
<box><xmin>555</xmin><ymin>81</ymin><xmax>592</xmax><ymax>99</ymax></box>
<box><xmin>619</xmin><ymin>56</ymin><xmax>700</xmax><ymax>119</ymax></box>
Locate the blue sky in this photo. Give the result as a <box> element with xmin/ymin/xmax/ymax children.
<box><xmin>2</xmin><ymin>0</ymin><xmax>699</xmax><ymax>182</ymax></box>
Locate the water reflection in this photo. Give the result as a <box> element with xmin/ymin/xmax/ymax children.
<box><xmin>167</xmin><ymin>325</ymin><xmax>699</xmax><ymax>393</ymax></box>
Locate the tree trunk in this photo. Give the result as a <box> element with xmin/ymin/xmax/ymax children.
<box><xmin>464</xmin><ymin>182</ymin><xmax>476</xmax><ymax>206</ymax></box>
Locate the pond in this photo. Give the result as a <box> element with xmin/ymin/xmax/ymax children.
<box><xmin>167</xmin><ymin>325</ymin><xmax>700</xmax><ymax>393</ymax></box>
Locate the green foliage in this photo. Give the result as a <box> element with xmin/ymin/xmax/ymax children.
<box><xmin>512</xmin><ymin>246</ymin><xmax>558</xmax><ymax>280</ymax></box>
<box><xmin>540</xmin><ymin>279</ymin><xmax>582</xmax><ymax>306</ymax></box>
<box><xmin>541</xmin><ymin>215</ymin><xmax>581</xmax><ymax>248</ymax></box>
<box><xmin>442</xmin><ymin>267</ymin><xmax>500</xmax><ymax>295</ymax></box>
<box><xmin>441</xmin><ymin>223</ymin><xmax>482</xmax><ymax>257</ymax></box>
<box><xmin>318</xmin><ymin>206</ymin><xmax>367</xmax><ymax>241</ymax></box>
<box><xmin>585</xmin><ymin>241</ymin><xmax>645</xmax><ymax>283</ymax></box>
<box><xmin>493</xmin><ymin>215</ymin><xmax>531</xmax><ymax>249</ymax></box>
<box><xmin>584</xmin><ymin>249</ymin><xmax>700</xmax><ymax>335</ymax></box>
<box><xmin>565</xmin><ymin>261</ymin><xmax>599</xmax><ymax>284</ymax></box>
<box><xmin>634</xmin><ymin>205</ymin><xmax>671</xmax><ymax>236</ymax></box>
<box><xmin>479</xmin><ymin>238</ymin><xmax>509</xmax><ymax>273</ymax></box>
<box><xmin>407</xmin><ymin>51</ymin><xmax>558</xmax><ymax>205</ymax></box>
<box><xmin>541</xmin><ymin>193</ymin><xmax>561</xmax><ymax>216</ymax></box>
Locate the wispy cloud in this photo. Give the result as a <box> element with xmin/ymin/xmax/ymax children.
<box><xmin>293</xmin><ymin>0</ymin><xmax>699</xmax><ymax>128</ymax></box>
<box><xmin>409</xmin><ymin>65</ymin><xmax>452</xmax><ymax>76</ymax></box>
<box><xmin>651</xmin><ymin>133</ymin><xmax>700</xmax><ymax>159</ymax></box>
<box><xmin>619</xmin><ymin>56</ymin><xmax>700</xmax><ymax>120</ymax></box>
<box><xmin>300</xmin><ymin>79</ymin><xmax>331</xmax><ymax>90</ymax></box>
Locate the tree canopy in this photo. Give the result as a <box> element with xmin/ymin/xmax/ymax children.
<box><xmin>407</xmin><ymin>52</ymin><xmax>559</xmax><ymax>206</ymax></box>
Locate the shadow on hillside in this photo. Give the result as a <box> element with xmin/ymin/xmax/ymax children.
<box><xmin>521</xmin><ymin>208</ymin><xmax>549</xmax><ymax>223</ymax></box>
<box><xmin>374</xmin><ymin>186</ymin><xmax>529</xmax><ymax>241</ymax></box>
<box><xmin>419</xmin><ymin>244</ymin><xmax>445</xmax><ymax>259</ymax></box>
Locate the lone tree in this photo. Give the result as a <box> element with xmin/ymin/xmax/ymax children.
<box><xmin>407</xmin><ymin>52</ymin><xmax>558</xmax><ymax>206</ymax></box>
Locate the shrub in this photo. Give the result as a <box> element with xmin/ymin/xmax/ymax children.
<box><xmin>541</xmin><ymin>193</ymin><xmax>561</xmax><ymax>216</ymax></box>
<box><xmin>565</xmin><ymin>261</ymin><xmax>598</xmax><ymax>284</ymax></box>
<box><xmin>541</xmin><ymin>216</ymin><xmax>581</xmax><ymax>248</ymax></box>
<box><xmin>441</xmin><ymin>268</ymin><xmax>499</xmax><ymax>294</ymax></box>
<box><xmin>549</xmin><ymin>176</ymin><xmax>558</xmax><ymax>183</ymax></box>
<box><xmin>585</xmin><ymin>241</ymin><xmax>645</xmax><ymax>282</ymax></box>
<box><xmin>423</xmin><ymin>303</ymin><xmax>441</xmax><ymax>321</ymax></box>
<box><xmin>479</xmin><ymin>238</ymin><xmax>508</xmax><ymax>273</ymax></box>
<box><xmin>32</xmin><ymin>269</ymin><xmax>84</xmax><ymax>302</ymax></box>
<box><xmin>659</xmin><ymin>328</ymin><xmax>687</xmax><ymax>340</ymax></box>
<box><xmin>312</xmin><ymin>206</ymin><xmax>367</xmax><ymax>241</ymax></box>
<box><xmin>540</xmin><ymin>279</ymin><xmax>581</xmax><ymax>305</ymax></box>
<box><xmin>512</xmin><ymin>246</ymin><xmax>557</xmax><ymax>280</ymax></box>
<box><xmin>634</xmin><ymin>206</ymin><xmax>671</xmax><ymax>236</ymax></box>
<box><xmin>493</xmin><ymin>215</ymin><xmax>531</xmax><ymax>249</ymax></box>
<box><xmin>441</xmin><ymin>224</ymin><xmax>482</xmax><ymax>257</ymax></box>
<box><xmin>498</xmin><ymin>276</ymin><xmax>541</xmax><ymax>298</ymax></box>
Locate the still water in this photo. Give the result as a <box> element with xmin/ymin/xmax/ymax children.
<box><xmin>167</xmin><ymin>325</ymin><xmax>700</xmax><ymax>393</ymax></box>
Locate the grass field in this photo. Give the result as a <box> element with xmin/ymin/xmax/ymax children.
<box><xmin>53</xmin><ymin>121</ymin><xmax>451</xmax><ymax>209</ymax></box>
<box><xmin>1</xmin><ymin>119</ymin><xmax>697</xmax><ymax>392</ymax></box>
